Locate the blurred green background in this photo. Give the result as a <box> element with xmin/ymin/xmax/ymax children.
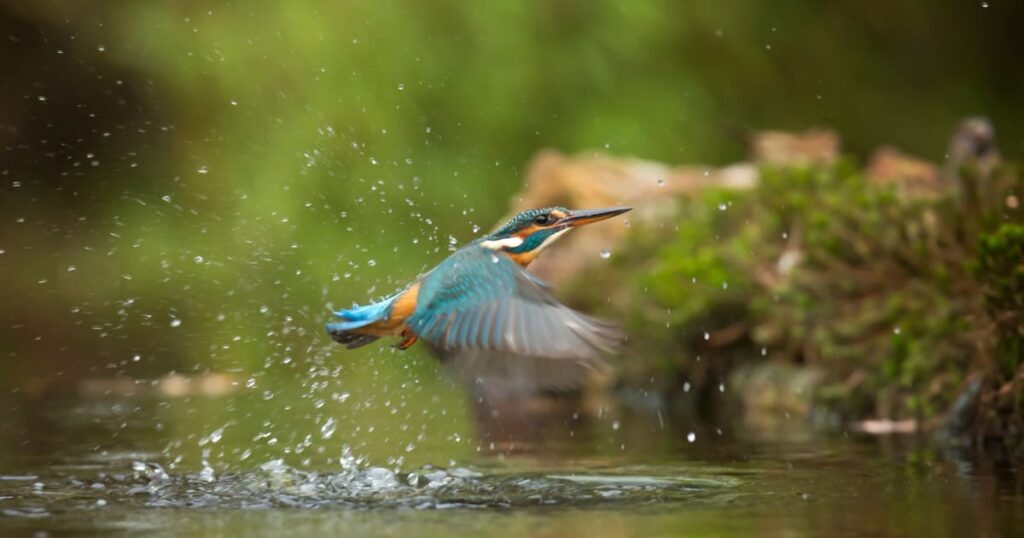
<box><xmin>1</xmin><ymin>0</ymin><xmax>1023</xmax><ymax>467</ymax></box>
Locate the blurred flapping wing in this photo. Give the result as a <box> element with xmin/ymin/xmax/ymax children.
<box><xmin>406</xmin><ymin>246</ymin><xmax>621</xmax><ymax>390</ymax></box>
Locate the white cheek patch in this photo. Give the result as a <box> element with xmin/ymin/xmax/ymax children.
<box><xmin>481</xmin><ymin>236</ymin><xmax>525</xmax><ymax>250</ymax></box>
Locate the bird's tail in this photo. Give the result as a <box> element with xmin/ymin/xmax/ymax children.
<box><xmin>325</xmin><ymin>299</ymin><xmax>392</xmax><ymax>349</ymax></box>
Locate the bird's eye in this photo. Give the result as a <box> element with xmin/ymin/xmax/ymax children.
<box><xmin>534</xmin><ymin>214</ymin><xmax>551</xmax><ymax>225</ymax></box>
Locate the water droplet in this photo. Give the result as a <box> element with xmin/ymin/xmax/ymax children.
<box><xmin>981</xmin><ymin>1</ymin><xmax>989</xmax><ymax>7</ymax></box>
<box><xmin>200</xmin><ymin>427</ymin><xmax>224</xmax><ymax>446</ymax></box>
<box><xmin>197</xmin><ymin>165</ymin><xmax>208</xmax><ymax>175</ymax></box>
<box><xmin>199</xmin><ymin>460</ymin><xmax>215</xmax><ymax>483</ymax></box>
<box><xmin>656</xmin><ymin>178</ymin><xmax>665</xmax><ymax>187</ymax></box>
<box><xmin>193</xmin><ymin>255</ymin><xmax>204</xmax><ymax>264</ymax></box>
<box><xmin>600</xmin><ymin>249</ymin><xmax>611</xmax><ymax>259</ymax></box>
<box><xmin>893</xmin><ymin>327</ymin><xmax>902</xmax><ymax>335</ymax></box>
<box><xmin>367</xmin><ymin>259</ymin><xmax>376</xmax><ymax>267</ymax></box>
<box><xmin>397</xmin><ymin>83</ymin><xmax>405</xmax><ymax>91</ymax></box>
<box><xmin>169</xmin><ymin>319</ymin><xmax>182</xmax><ymax>328</ymax></box>
<box><xmin>612</xmin><ymin>420</ymin><xmax>620</xmax><ymax>431</ymax></box>
<box><xmin>687</xmin><ymin>432</ymin><xmax>697</xmax><ymax>443</ymax></box>
<box><xmin>321</xmin><ymin>417</ymin><xmax>337</xmax><ymax>439</ymax></box>
<box><xmin>703</xmin><ymin>331</ymin><xmax>710</xmax><ymax>341</ymax></box>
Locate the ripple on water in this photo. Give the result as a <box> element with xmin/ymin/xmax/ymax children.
<box><xmin>0</xmin><ymin>458</ymin><xmax>743</xmax><ymax>515</ymax></box>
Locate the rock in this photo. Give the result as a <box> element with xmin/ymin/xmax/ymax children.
<box><xmin>749</xmin><ymin>128</ymin><xmax>840</xmax><ymax>167</ymax></box>
<box><xmin>851</xmin><ymin>418</ymin><xmax>918</xmax><ymax>435</ymax></box>
<box><xmin>934</xmin><ymin>375</ymin><xmax>984</xmax><ymax>441</ymax></box>
<box><xmin>946</xmin><ymin>116</ymin><xmax>1000</xmax><ymax>179</ymax></box>
<box><xmin>508</xmin><ymin>149</ymin><xmax>757</xmax><ymax>284</ymax></box>
<box><xmin>867</xmin><ymin>145</ymin><xmax>942</xmax><ymax>196</ymax></box>
<box><xmin>507</xmin><ymin>129</ymin><xmax>841</xmax><ymax>284</ymax></box>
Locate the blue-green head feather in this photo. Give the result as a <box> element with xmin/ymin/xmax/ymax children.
<box><xmin>487</xmin><ymin>207</ymin><xmax>569</xmax><ymax>239</ymax></box>
<box><xmin>479</xmin><ymin>206</ymin><xmax>630</xmax><ymax>256</ymax></box>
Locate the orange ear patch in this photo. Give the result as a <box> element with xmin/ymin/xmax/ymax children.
<box><xmin>515</xmin><ymin>223</ymin><xmax>543</xmax><ymax>238</ymax></box>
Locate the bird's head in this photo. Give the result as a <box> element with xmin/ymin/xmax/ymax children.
<box><xmin>480</xmin><ymin>206</ymin><xmax>631</xmax><ymax>265</ymax></box>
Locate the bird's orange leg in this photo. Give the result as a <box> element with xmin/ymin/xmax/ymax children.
<box><xmin>394</xmin><ymin>329</ymin><xmax>419</xmax><ymax>350</ymax></box>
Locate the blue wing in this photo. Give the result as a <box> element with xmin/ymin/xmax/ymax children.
<box><xmin>406</xmin><ymin>246</ymin><xmax>622</xmax><ymax>389</ymax></box>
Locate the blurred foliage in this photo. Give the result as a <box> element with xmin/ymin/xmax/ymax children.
<box><xmin>572</xmin><ymin>159</ymin><xmax>1023</xmax><ymax>435</ymax></box>
<box><xmin>0</xmin><ymin>0</ymin><xmax>1022</xmax><ymax>400</ymax></box>
<box><xmin>975</xmin><ymin>224</ymin><xmax>1024</xmax><ymax>380</ymax></box>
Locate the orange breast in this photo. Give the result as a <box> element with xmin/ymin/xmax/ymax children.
<box><xmin>507</xmin><ymin>250</ymin><xmax>538</xmax><ymax>267</ymax></box>
<box><xmin>390</xmin><ymin>282</ymin><xmax>421</xmax><ymax>321</ymax></box>
<box><xmin>349</xmin><ymin>282</ymin><xmax>421</xmax><ymax>337</ymax></box>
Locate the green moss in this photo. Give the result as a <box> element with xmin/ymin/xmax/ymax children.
<box><xmin>975</xmin><ymin>224</ymin><xmax>1024</xmax><ymax>376</ymax></box>
<box><xmin>570</xmin><ymin>159</ymin><xmax>1023</xmax><ymax>434</ymax></box>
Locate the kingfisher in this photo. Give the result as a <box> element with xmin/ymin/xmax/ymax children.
<box><xmin>326</xmin><ymin>206</ymin><xmax>631</xmax><ymax>390</ymax></box>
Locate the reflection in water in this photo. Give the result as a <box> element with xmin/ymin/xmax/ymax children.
<box><xmin>1</xmin><ymin>382</ymin><xmax>1023</xmax><ymax>537</ymax></box>
<box><xmin>467</xmin><ymin>387</ymin><xmax>592</xmax><ymax>456</ymax></box>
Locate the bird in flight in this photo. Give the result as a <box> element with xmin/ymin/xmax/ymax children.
<box><xmin>326</xmin><ymin>206</ymin><xmax>630</xmax><ymax>390</ymax></box>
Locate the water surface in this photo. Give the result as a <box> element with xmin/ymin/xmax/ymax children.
<box><xmin>1</xmin><ymin>381</ymin><xmax>1021</xmax><ymax>537</ymax></box>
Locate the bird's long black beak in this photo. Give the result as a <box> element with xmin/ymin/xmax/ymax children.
<box><xmin>561</xmin><ymin>207</ymin><xmax>631</xmax><ymax>227</ymax></box>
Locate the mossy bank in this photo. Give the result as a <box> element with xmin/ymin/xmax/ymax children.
<box><xmin>567</xmin><ymin>157</ymin><xmax>1024</xmax><ymax>446</ymax></box>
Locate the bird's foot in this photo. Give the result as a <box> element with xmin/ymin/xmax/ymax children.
<box><xmin>393</xmin><ymin>332</ymin><xmax>418</xmax><ymax>350</ymax></box>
